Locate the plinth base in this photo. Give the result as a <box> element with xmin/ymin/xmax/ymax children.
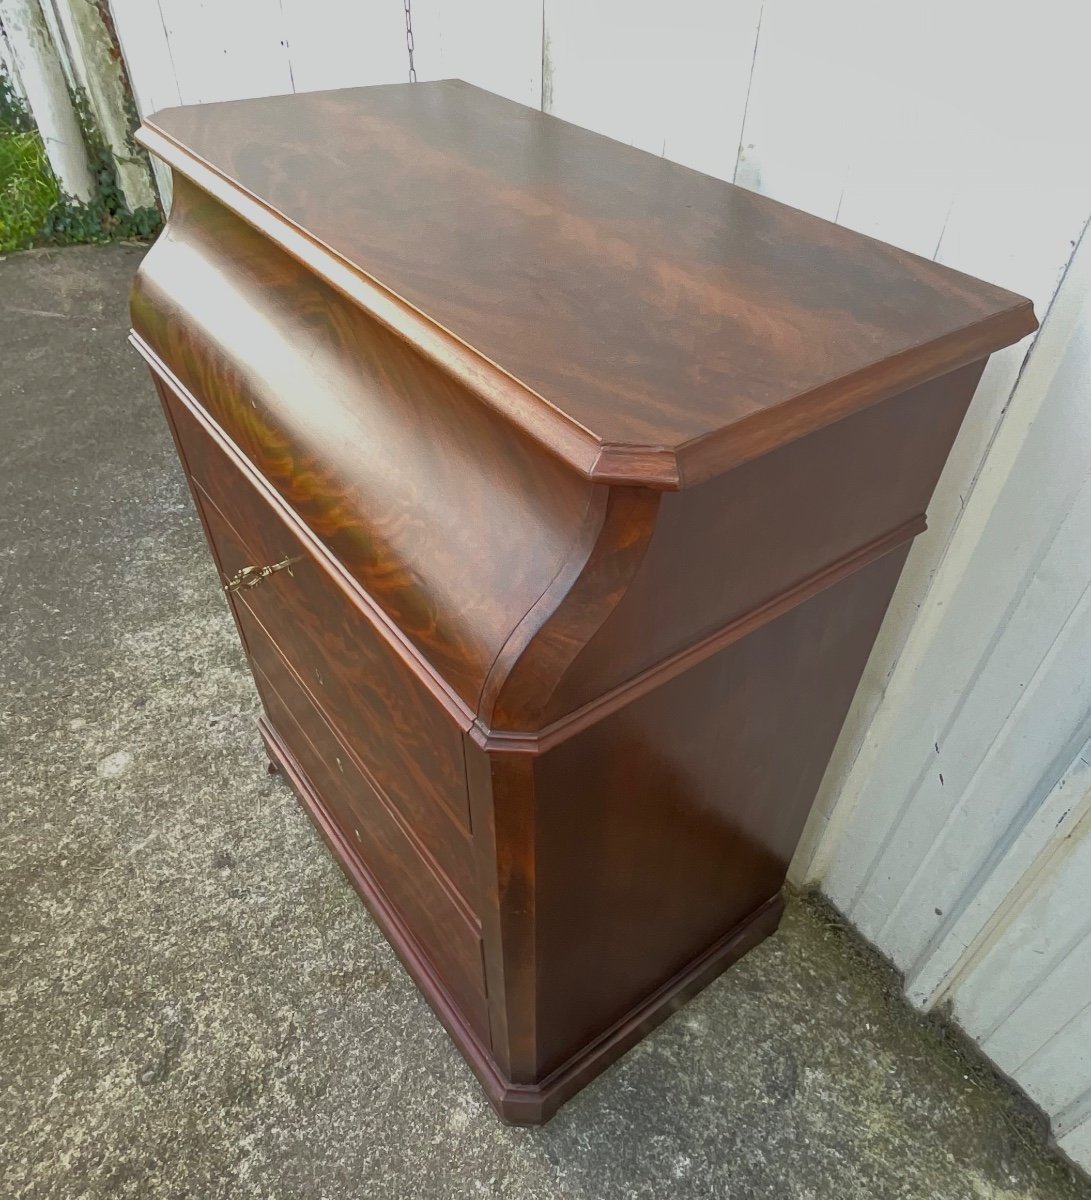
<box><xmin>260</xmin><ymin>715</ymin><xmax>785</xmax><ymax>1124</ymax></box>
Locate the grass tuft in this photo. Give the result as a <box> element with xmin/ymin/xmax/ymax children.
<box><xmin>0</xmin><ymin>126</ymin><xmax>62</xmax><ymax>253</ymax></box>
<box><xmin>0</xmin><ymin>75</ymin><xmax>161</xmax><ymax>253</ymax></box>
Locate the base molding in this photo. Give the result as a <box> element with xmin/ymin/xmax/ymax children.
<box><xmin>260</xmin><ymin>715</ymin><xmax>785</xmax><ymax>1124</ymax></box>
<box><xmin>495</xmin><ymin>891</ymin><xmax>785</xmax><ymax>1123</ymax></box>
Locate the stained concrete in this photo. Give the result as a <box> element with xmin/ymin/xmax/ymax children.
<box><xmin>1</xmin><ymin>242</ymin><xmax>1088</xmax><ymax>1200</ymax></box>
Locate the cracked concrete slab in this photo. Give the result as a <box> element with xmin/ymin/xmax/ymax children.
<box><xmin>2</xmin><ymin>243</ymin><xmax>1089</xmax><ymax>1200</ymax></box>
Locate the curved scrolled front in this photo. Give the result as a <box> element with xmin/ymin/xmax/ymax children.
<box><xmin>133</xmin><ymin>174</ymin><xmax>652</xmax><ymax>729</ymax></box>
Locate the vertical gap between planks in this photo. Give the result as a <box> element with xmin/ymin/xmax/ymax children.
<box><xmin>1054</xmin><ymin>1083</ymin><xmax>1091</xmax><ymax>1141</ymax></box>
<box><xmin>277</xmin><ymin>0</ymin><xmax>296</xmax><ymax>92</ymax></box>
<box><xmin>1008</xmin><ymin>993</ymin><xmax>1091</xmax><ymax>1081</ymax></box>
<box><xmin>539</xmin><ymin>1</ymin><xmax>550</xmax><ymax>112</ymax></box>
<box><xmin>969</xmin><ymin>803</ymin><xmax>1091</xmax><ymax>1039</ymax></box>
<box><xmin>731</xmin><ymin>0</ymin><xmax>764</xmax><ymax>186</ymax></box>
<box><xmin>835</xmin><ymin>217</ymin><xmax>1091</xmax><ymax>917</ymax></box>
<box><xmin>155</xmin><ymin>0</ymin><xmax>182</xmax><ymax>107</ymax></box>
<box><xmin>910</xmin><ymin>736</ymin><xmax>1091</xmax><ymax>1011</ymax></box>
<box><xmin>930</xmin><ymin>198</ymin><xmax>955</xmax><ymax>260</ymax></box>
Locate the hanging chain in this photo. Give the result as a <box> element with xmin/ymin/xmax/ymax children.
<box><xmin>404</xmin><ymin>0</ymin><xmax>417</xmax><ymax>83</ymax></box>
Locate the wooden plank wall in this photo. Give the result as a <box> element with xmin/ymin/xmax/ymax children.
<box><xmin>815</xmin><ymin>230</ymin><xmax>1091</xmax><ymax>1168</ymax></box>
<box><xmin>105</xmin><ymin>0</ymin><xmax>1091</xmax><ymax>1168</ymax></box>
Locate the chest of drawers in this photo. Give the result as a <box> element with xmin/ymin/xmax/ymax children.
<box><xmin>130</xmin><ymin>81</ymin><xmax>1035</xmax><ymax>1123</ymax></box>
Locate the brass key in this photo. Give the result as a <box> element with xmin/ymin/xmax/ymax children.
<box><xmin>223</xmin><ymin>556</ymin><xmax>293</xmax><ymax>593</ymax></box>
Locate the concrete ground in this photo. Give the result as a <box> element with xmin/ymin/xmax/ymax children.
<box><xmin>1</xmin><ymin>242</ymin><xmax>1088</xmax><ymax>1200</ymax></box>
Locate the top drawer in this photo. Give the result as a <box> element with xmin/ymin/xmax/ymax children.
<box><xmin>157</xmin><ymin>375</ymin><xmax>474</xmax><ymax>838</ymax></box>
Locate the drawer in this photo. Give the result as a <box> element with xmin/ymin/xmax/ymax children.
<box><xmin>250</xmin><ymin>642</ymin><xmax>489</xmax><ymax>1040</ymax></box>
<box><xmin>159</xmin><ymin>380</ymin><xmax>474</xmax><ymax>840</ymax></box>
<box><xmin>194</xmin><ymin>480</ymin><xmax>479</xmax><ymax>909</ymax></box>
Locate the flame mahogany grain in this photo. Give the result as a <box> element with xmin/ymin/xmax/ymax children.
<box><xmin>131</xmin><ymin>82</ymin><xmax>1035</xmax><ymax>1124</ymax></box>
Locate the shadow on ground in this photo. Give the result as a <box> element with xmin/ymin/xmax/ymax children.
<box><xmin>2</xmin><ymin>244</ymin><xmax>1088</xmax><ymax>1200</ymax></box>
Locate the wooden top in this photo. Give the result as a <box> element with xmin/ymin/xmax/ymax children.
<box><xmin>140</xmin><ymin>81</ymin><xmax>1036</xmax><ymax>489</ymax></box>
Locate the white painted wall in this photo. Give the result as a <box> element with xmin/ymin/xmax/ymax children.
<box><xmin>1</xmin><ymin>0</ymin><xmax>94</xmax><ymax>198</ymax></box>
<box><xmin>813</xmin><ymin>227</ymin><xmax>1091</xmax><ymax>1166</ymax></box>
<box><xmin>105</xmin><ymin>0</ymin><xmax>1091</xmax><ymax>1170</ymax></box>
<box><xmin>41</xmin><ymin>0</ymin><xmax>157</xmax><ymax>209</ymax></box>
<box><xmin>0</xmin><ymin>0</ymin><xmax>158</xmax><ymax>208</ymax></box>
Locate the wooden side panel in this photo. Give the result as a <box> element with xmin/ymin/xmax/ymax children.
<box><xmin>547</xmin><ymin>364</ymin><xmax>983</xmax><ymax>718</ymax></box>
<box><xmin>464</xmin><ymin>742</ymin><xmax>540</xmax><ymax>1086</ymax></box>
<box><xmin>480</xmin><ymin>485</ymin><xmax>661</xmax><ymax>730</ymax></box>
<box><xmin>527</xmin><ymin>546</ymin><xmax>911</xmax><ymax>1075</ymax></box>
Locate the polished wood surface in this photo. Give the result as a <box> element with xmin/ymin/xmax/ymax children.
<box><xmin>131</xmin><ymin>82</ymin><xmax>1035</xmax><ymax>1124</ymax></box>
<box><xmin>133</xmin><ymin>177</ymin><xmax>596</xmax><ymax>708</ymax></box>
<box><xmin>544</xmin><ymin>360</ymin><xmax>986</xmax><ymax>720</ymax></box>
<box><xmin>159</xmin><ymin>379</ymin><xmax>476</xmax><ymax>849</ymax></box>
<box><xmin>250</xmin><ymin>633</ymin><xmax>489</xmax><ymax>1040</ymax></box>
<box><xmin>139</xmin><ymin>81</ymin><xmax>1035</xmax><ymax>487</ymax></box>
<box><xmin>500</xmin><ymin>547</ymin><xmax>911</xmax><ymax>1079</ymax></box>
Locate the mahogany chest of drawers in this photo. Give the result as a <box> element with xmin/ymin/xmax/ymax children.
<box><xmin>130</xmin><ymin>81</ymin><xmax>1035</xmax><ymax>1123</ymax></box>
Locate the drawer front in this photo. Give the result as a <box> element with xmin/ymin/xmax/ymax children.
<box><xmin>229</xmin><ymin>555</ymin><xmax>479</xmax><ymax>907</ymax></box>
<box><xmin>250</xmin><ymin>637</ymin><xmax>489</xmax><ymax>1040</ymax></box>
<box><xmin>160</xmin><ymin>379</ymin><xmax>474</xmax><ymax>844</ymax></box>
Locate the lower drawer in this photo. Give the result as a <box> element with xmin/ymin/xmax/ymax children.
<box><xmin>250</xmin><ymin>633</ymin><xmax>490</xmax><ymax>1042</ymax></box>
<box><xmin>197</xmin><ymin>497</ymin><xmax>478</xmax><ymax>906</ymax></box>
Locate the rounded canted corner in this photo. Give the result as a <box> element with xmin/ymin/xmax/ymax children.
<box><xmin>589</xmin><ymin>443</ymin><xmax>683</xmax><ymax>490</ymax></box>
<box><xmin>476</xmin><ymin>485</ymin><xmax>662</xmax><ymax>734</ymax></box>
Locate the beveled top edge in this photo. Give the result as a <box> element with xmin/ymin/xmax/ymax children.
<box><xmin>138</xmin><ymin>99</ymin><xmax>1035</xmax><ymax>490</ymax></box>
<box><xmin>138</xmin><ymin>125</ymin><xmax>668</xmax><ymax>486</ymax></box>
<box><xmin>676</xmin><ymin>299</ymin><xmax>1036</xmax><ymax>482</ymax></box>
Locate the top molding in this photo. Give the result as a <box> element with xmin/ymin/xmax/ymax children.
<box><xmin>138</xmin><ymin>81</ymin><xmax>1037</xmax><ymax>490</ymax></box>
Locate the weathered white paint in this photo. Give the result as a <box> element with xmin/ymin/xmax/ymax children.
<box><xmin>0</xmin><ymin>0</ymin><xmax>157</xmax><ymax>208</ymax></box>
<box><xmin>103</xmin><ymin>0</ymin><xmax>179</xmax><ymax>205</ymax></box>
<box><xmin>45</xmin><ymin>0</ymin><xmax>156</xmax><ymax>209</ymax></box>
<box><xmin>811</xmin><ymin>220</ymin><xmax>1091</xmax><ymax>1168</ymax></box>
<box><xmin>101</xmin><ymin>0</ymin><xmax>1091</xmax><ymax>1170</ymax></box>
<box><xmin>804</xmin><ymin>219</ymin><xmax>1091</xmax><ymax>895</ymax></box>
<box><xmin>950</xmin><ymin>790</ymin><xmax>1091</xmax><ymax>1126</ymax></box>
<box><xmin>1</xmin><ymin>0</ymin><xmax>93</xmax><ymax>199</ymax></box>
<box><xmin>0</xmin><ymin>13</ymin><xmax>26</xmax><ymax>94</ymax></box>
<box><xmin>157</xmin><ymin>0</ymin><xmax>292</xmax><ymax>107</ymax></box>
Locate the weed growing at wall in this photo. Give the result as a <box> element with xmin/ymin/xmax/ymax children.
<box><xmin>0</xmin><ymin>76</ymin><xmax>161</xmax><ymax>253</ymax></box>
<box><xmin>0</xmin><ymin>78</ymin><xmax>60</xmax><ymax>253</ymax></box>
